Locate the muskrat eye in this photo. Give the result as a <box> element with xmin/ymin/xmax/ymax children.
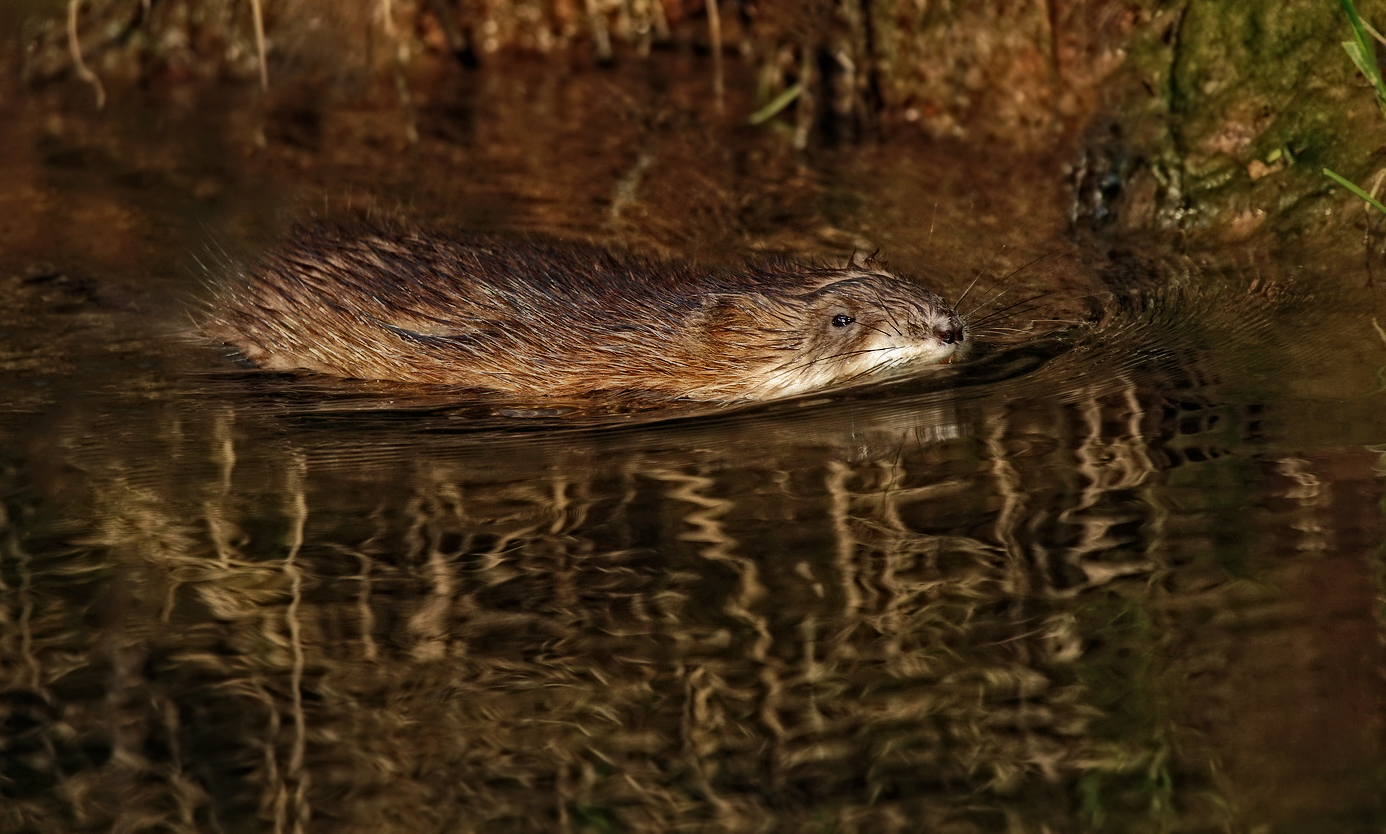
<box><xmin>831</xmin><ymin>314</ymin><xmax>854</xmax><ymax>327</ymax></box>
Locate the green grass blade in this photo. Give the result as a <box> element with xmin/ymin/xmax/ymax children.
<box><xmin>748</xmin><ymin>83</ymin><xmax>803</xmax><ymax>126</ymax></box>
<box><xmin>1340</xmin><ymin>0</ymin><xmax>1386</xmax><ymax>116</ymax></box>
<box><xmin>1324</xmin><ymin>167</ymin><xmax>1386</xmax><ymax>214</ymax></box>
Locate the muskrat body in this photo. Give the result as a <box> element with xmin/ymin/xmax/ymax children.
<box><xmin>206</xmin><ymin>228</ymin><xmax>966</xmax><ymax>401</ymax></box>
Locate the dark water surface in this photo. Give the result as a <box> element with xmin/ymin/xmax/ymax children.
<box><xmin>2</xmin><ymin>63</ymin><xmax>1385</xmax><ymax>833</ymax></box>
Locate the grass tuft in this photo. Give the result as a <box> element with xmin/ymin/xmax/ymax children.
<box><xmin>1326</xmin><ymin>0</ymin><xmax>1386</xmax><ymax>214</ymax></box>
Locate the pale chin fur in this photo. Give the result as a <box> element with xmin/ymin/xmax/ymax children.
<box><xmin>732</xmin><ymin>338</ymin><xmax>961</xmax><ymax>400</ymax></box>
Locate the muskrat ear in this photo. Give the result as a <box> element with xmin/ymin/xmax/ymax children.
<box><xmin>846</xmin><ymin>249</ymin><xmax>883</xmax><ymax>270</ymax></box>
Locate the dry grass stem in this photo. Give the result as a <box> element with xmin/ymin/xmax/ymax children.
<box><xmin>66</xmin><ymin>0</ymin><xmax>105</xmax><ymax>109</ymax></box>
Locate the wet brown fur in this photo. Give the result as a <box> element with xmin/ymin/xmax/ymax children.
<box><xmin>205</xmin><ymin>227</ymin><xmax>966</xmax><ymax>401</ymax></box>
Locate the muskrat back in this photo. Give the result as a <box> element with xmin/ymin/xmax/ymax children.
<box><xmin>205</xmin><ymin>227</ymin><xmax>966</xmax><ymax>401</ymax></box>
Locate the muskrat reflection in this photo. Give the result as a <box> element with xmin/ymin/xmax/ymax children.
<box><xmin>206</xmin><ymin>228</ymin><xmax>966</xmax><ymax>401</ymax></box>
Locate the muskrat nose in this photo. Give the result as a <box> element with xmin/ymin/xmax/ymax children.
<box><xmin>934</xmin><ymin>319</ymin><xmax>965</xmax><ymax>345</ymax></box>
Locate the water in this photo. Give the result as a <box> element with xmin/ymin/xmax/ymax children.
<box><xmin>2</xmin><ymin>62</ymin><xmax>1385</xmax><ymax>833</ymax></box>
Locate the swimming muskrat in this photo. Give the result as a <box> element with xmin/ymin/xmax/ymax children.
<box><xmin>205</xmin><ymin>227</ymin><xmax>966</xmax><ymax>401</ymax></box>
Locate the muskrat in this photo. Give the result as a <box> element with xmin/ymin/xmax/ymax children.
<box><xmin>205</xmin><ymin>227</ymin><xmax>966</xmax><ymax>401</ymax></box>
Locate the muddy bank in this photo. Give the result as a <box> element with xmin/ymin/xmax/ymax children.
<box><xmin>8</xmin><ymin>1</ymin><xmax>1383</xmax><ymax>257</ymax></box>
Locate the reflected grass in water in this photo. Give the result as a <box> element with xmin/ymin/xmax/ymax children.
<box><xmin>0</xmin><ymin>364</ymin><xmax>1245</xmax><ymax>833</ymax></box>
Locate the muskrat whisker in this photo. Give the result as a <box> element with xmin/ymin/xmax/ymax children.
<box><xmin>969</xmin><ymin>308</ymin><xmax>1045</xmax><ymax>331</ymax></box>
<box><xmin>959</xmin><ymin>247</ymin><xmax>1069</xmax><ymax>320</ymax></box>
<box><xmin>750</xmin><ymin>351</ymin><xmax>868</xmax><ymax>387</ymax></box>
<box><xmin>952</xmin><ymin>268</ymin><xmax>986</xmax><ymax>309</ymax></box>
<box><xmin>1001</xmin><ymin>246</ymin><xmax>1069</xmax><ymax>280</ymax></box>
<box><xmin>872</xmin><ymin>301</ymin><xmax>909</xmax><ymax>339</ymax></box>
<box><xmin>954</xmin><ymin>242</ymin><xmax>1009</xmax><ymax>310</ymax></box>
<box><xmin>767</xmin><ymin>344</ymin><xmax>925</xmax><ymax>383</ymax></box>
<box><xmin>832</xmin><ymin>360</ymin><xmax>919</xmax><ymax>392</ymax></box>
<box><xmin>968</xmin><ymin>291</ymin><xmax>1053</xmax><ymax>327</ymax></box>
<box><xmin>963</xmin><ymin>286</ymin><xmax>1012</xmax><ymax>322</ymax></box>
<box><xmin>860</xmin><ymin>321</ymin><xmax>898</xmax><ymax>340</ymax></box>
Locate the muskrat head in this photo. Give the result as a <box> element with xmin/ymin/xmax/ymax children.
<box><xmin>705</xmin><ymin>270</ymin><xmax>966</xmax><ymax>399</ymax></box>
